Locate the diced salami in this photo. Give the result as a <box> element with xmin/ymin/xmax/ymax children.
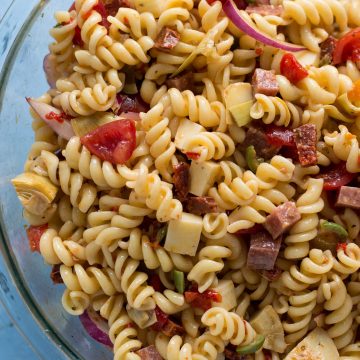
<box><xmin>187</xmin><ymin>196</ymin><xmax>219</xmax><ymax>215</ymax></box>
<box><xmin>336</xmin><ymin>186</ymin><xmax>360</xmax><ymax>209</ymax></box>
<box><xmin>264</xmin><ymin>201</ymin><xmax>301</xmax><ymax>239</ymax></box>
<box><xmin>154</xmin><ymin>27</ymin><xmax>180</xmax><ymax>51</ymax></box>
<box><xmin>136</xmin><ymin>345</ymin><xmax>163</xmax><ymax>360</ymax></box>
<box><xmin>50</xmin><ymin>265</ymin><xmax>63</xmax><ymax>284</ymax></box>
<box><xmin>246</xmin><ymin>5</ymin><xmax>283</xmax><ymax>16</ymax></box>
<box><xmin>161</xmin><ymin>318</ymin><xmax>185</xmax><ymax>337</ymax></box>
<box><xmin>173</xmin><ymin>162</ymin><xmax>190</xmax><ymax>201</ymax></box>
<box><xmin>247</xmin><ymin>231</ymin><xmax>282</xmax><ymax>271</ymax></box>
<box><xmin>320</xmin><ymin>36</ymin><xmax>337</xmax><ymax>66</ymax></box>
<box><xmin>240</xmin><ymin>126</ymin><xmax>280</xmax><ymax>160</ymax></box>
<box><xmin>294</xmin><ymin>124</ymin><xmax>317</xmax><ymax>166</ymax></box>
<box><xmin>252</xmin><ymin>69</ymin><xmax>279</xmax><ymax>96</ymax></box>
<box><xmin>259</xmin><ymin>266</ymin><xmax>282</xmax><ymax>281</ymax></box>
<box><xmin>166</xmin><ymin>72</ymin><xmax>194</xmax><ymax>91</ymax></box>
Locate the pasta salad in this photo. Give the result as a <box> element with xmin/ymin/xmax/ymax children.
<box><xmin>10</xmin><ymin>0</ymin><xmax>360</xmax><ymax>359</ymax></box>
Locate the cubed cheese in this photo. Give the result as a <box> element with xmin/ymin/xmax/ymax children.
<box><xmin>284</xmin><ymin>328</ymin><xmax>339</xmax><ymax>360</ymax></box>
<box><xmin>189</xmin><ymin>161</ymin><xmax>220</xmax><ymax>196</ymax></box>
<box><xmin>164</xmin><ymin>212</ymin><xmax>202</xmax><ymax>256</ymax></box>
<box><xmin>174</xmin><ymin>118</ymin><xmax>205</xmax><ymax>150</ymax></box>
<box><xmin>211</xmin><ymin>280</ymin><xmax>237</xmax><ymax>311</ymax></box>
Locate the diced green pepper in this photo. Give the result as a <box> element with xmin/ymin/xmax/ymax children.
<box><xmin>156</xmin><ymin>225</ymin><xmax>168</xmax><ymax>244</ymax></box>
<box><xmin>320</xmin><ymin>221</ymin><xmax>348</xmax><ymax>239</ymax></box>
<box><xmin>173</xmin><ymin>270</ymin><xmax>185</xmax><ymax>294</ymax></box>
<box><xmin>246</xmin><ymin>145</ymin><xmax>263</xmax><ymax>173</ymax></box>
<box><xmin>236</xmin><ymin>334</ymin><xmax>265</xmax><ymax>355</ymax></box>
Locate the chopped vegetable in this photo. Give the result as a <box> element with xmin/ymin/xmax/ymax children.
<box><xmin>219</xmin><ymin>0</ymin><xmax>305</xmax><ymax>51</ymax></box>
<box><xmin>336</xmin><ymin>242</ymin><xmax>348</xmax><ymax>252</ymax></box>
<box><xmin>280</xmin><ymin>53</ymin><xmax>308</xmax><ymax>84</ymax></box>
<box><xmin>333</xmin><ymin>28</ymin><xmax>360</xmax><ymax>65</ymax></box>
<box><xmin>126</xmin><ymin>305</ymin><xmax>157</xmax><ymax>329</ymax></box>
<box><xmin>321</xmin><ymin>221</ymin><xmax>348</xmax><ymax>239</ymax></box>
<box><xmin>80</xmin><ymin>119</ymin><xmax>136</xmax><ymax>164</ymax></box>
<box><xmin>12</xmin><ymin>172</ymin><xmax>58</xmax><ymax>216</ymax></box>
<box><xmin>172</xmin><ymin>270</ymin><xmax>185</xmax><ymax>294</ymax></box>
<box><xmin>316</xmin><ymin>162</ymin><xmax>356</xmax><ymax>190</ymax></box>
<box><xmin>224</xmin><ymin>82</ymin><xmax>254</xmax><ymax>127</ymax></box>
<box><xmin>172</xmin><ymin>27</ymin><xmax>218</xmax><ymax>77</ymax></box>
<box><xmin>237</xmin><ymin>334</ymin><xmax>265</xmax><ymax>355</ymax></box>
<box><xmin>184</xmin><ymin>286</ymin><xmax>222</xmax><ymax>310</ymax></box>
<box><xmin>265</xmin><ymin>125</ymin><xmax>295</xmax><ymax>147</ymax></box>
<box><xmin>155</xmin><ymin>225</ymin><xmax>168</xmax><ymax>244</ymax></box>
<box><xmin>284</xmin><ymin>328</ymin><xmax>339</xmax><ymax>360</ymax></box>
<box><xmin>246</xmin><ymin>145</ymin><xmax>263</xmax><ymax>172</ymax></box>
<box><xmin>311</xmin><ymin>221</ymin><xmax>348</xmax><ymax>254</ymax></box>
<box><xmin>26</xmin><ymin>224</ymin><xmax>48</xmax><ymax>252</ymax></box>
<box><xmin>71</xmin><ymin>113</ymin><xmax>119</xmax><ymax>137</ymax></box>
<box><xmin>250</xmin><ymin>305</ymin><xmax>286</xmax><ymax>353</ymax></box>
<box><xmin>79</xmin><ymin>308</ymin><xmax>112</xmax><ymax>347</ymax></box>
<box><xmin>26</xmin><ymin>98</ymin><xmax>75</xmax><ymax>140</ymax></box>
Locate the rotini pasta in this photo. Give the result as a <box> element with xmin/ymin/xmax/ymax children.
<box><xmin>12</xmin><ymin>0</ymin><xmax>360</xmax><ymax>359</ymax></box>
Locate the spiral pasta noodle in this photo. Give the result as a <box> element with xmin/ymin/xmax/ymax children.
<box><xmin>13</xmin><ymin>0</ymin><xmax>360</xmax><ymax>359</ymax></box>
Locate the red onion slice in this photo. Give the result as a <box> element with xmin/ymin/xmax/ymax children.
<box><xmin>222</xmin><ymin>0</ymin><xmax>305</xmax><ymax>52</ymax></box>
<box><xmin>79</xmin><ymin>308</ymin><xmax>112</xmax><ymax>347</ymax></box>
<box><xmin>26</xmin><ymin>98</ymin><xmax>75</xmax><ymax>140</ymax></box>
<box><xmin>43</xmin><ymin>54</ymin><xmax>59</xmax><ymax>89</ymax></box>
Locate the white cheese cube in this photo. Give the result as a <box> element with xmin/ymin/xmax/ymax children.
<box><xmin>175</xmin><ymin>118</ymin><xmax>205</xmax><ymax>150</ymax></box>
<box><xmin>211</xmin><ymin>280</ymin><xmax>237</xmax><ymax>311</ymax></box>
<box><xmin>164</xmin><ymin>212</ymin><xmax>202</xmax><ymax>256</ymax></box>
<box><xmin>189</xmin><ymin>161</ymin><xmax>220</xmax><ymax>196</ymax></box>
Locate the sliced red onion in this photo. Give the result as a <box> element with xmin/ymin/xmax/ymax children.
<box><xmin>222</xmin><ymin>0</ymin><xmax>305</xmax><ymax>52</ymax></box>
<box><xmin>43</xmin><ymin>54</ymin><xmax>58</xmax><ymax>89</ymax></box>
<box><xmin>26</xmin><ymin>98</ymin><xmax>75</xmax><ymax>140</ymax></box>
<box><xmin>79</xmin><ymin>308</ymin><xmax>112</xmax><ymax>347</ymax></box>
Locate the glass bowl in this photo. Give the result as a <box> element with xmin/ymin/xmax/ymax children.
<box><xmin>0</xmin><ymin>1</ymin><xmax>112</xmax><ymax>358</ymax></box>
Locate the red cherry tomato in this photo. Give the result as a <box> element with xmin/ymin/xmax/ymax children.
<box><xmin>81</xmin><ymin>119</ymin><xmax>136</xmax><ymax>165</ymax></box>
<box><xmin>26</xmin><ymin>224</ymin><xmax>48</xmax><ymax>252</ymax></box>
<box><xmin>265</xmin><ymin>125</ymin><xmax>295</xmax><ymax>147</ymax></box>
<box><xmin>280</xmin><ymin>53</ymin><xmax>308</xmax><ymax>84</ymax></box>
<box><xmin>333</xmin><ymin>28</ymin><xmax>360</xmax><ymax>65</ymax></box>
<box><xmin>184</xmin><ymin>288</ymin><xmax>222</xmax><ymax>311</ymax></box>
<box><xmin>316</xmin><ymin>162</ymin><xmax>356</xmax><ymax>190</ymax></box>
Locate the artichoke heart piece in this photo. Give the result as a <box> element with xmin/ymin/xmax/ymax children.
<box><xmin>11</xmin><ymin>172</ymin><xmax>58</xmax><ymax>216</ymax></box>
<box><xmin>71</xmin><ymin>112</ymin><xmax>120</xmax><ymax>137</ymax></box>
